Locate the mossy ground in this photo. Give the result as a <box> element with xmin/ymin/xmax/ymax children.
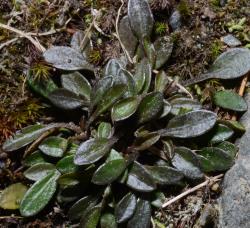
<box><xmin>0</xmin><ymin>0</ymin><xmax>249</xmax><ymax>226</ymax></box>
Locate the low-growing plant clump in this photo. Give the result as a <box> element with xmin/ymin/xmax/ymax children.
<box><xmin>1</xmin><ymin>0</ymin><xmax>250</xmax><ymax>227</ymax></box>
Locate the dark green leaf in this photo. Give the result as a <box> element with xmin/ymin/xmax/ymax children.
<box><xmin>48</xmin><ymin>88</ymin><xmax>86</xmax><ymax>110</ymax></box>
<box><xmin>213</xmin><ymin>90</ymin><xmax>247</xmax><ymax>112</ymax></box>
<box><xmin>39</xmin><ymin>136</ymin><xmax>68</xmax><ymax>158</ymax></box>
<box><xmin>172</xmin><ymin>147</ymin><xmax>203</xmax><ymax>180</ymax></box>
<box><xmin>197</xmin><ymin>147</ymin><xmax>234</xmax><ymax>172</ymax></box>
<box><xmin>219</xmin><ymin>120</ymin><xmax>246</xmax><ymax>133</ymax></box>
<box><xmin>0</xmin><ymin>183</ymin><xmax>28</xmax><ymax>210</ymax></box>
<box><xmin>24</xmin><ymin>163</ymin><xmax>56</xmax><ymax>181</ymax></box>
<box><xmin>143</xmin><ymin>39</ymin><xmax>156</xmax><ymax>68</ymax></box>
<box><xmin>151</xmin><ymin>191</ymin><xmax>165</xmax><ymax>208</ymax></box>
<box><xmin>160</xmin><ymin>110</ymin><xmax>217</xmax><ymax>138</ymax></box>
<box><xmin>90</xmin><ymin>76</ymin><xmax>113</xmax><ymax>109</ymax></box>
<box><xmin>74</xmin><ymin>138</ymin><xmax>113</xmax><ymax>165</ymax></box>
<box><xmin>169</xmin><ymin>97</ymin><xmax>202</xmax><ymax>115</ymax></box>
<box><xmin>56</xmin><ymin>155</ymin><xmax>78</xmax><ymax>174</ymax></box>
<box><xmin>115</xmin><ymin>192</ymin><xmax>137</xmax><ymax>223</ymax></box>
<box><xmin>154</xmin><ymin>71</ymin><xmax>168</xmax><ymax>92</ymax></box>
<box><xmin>68</xmin><ymin>195</ymin><xmax>99</xmax><ymax>221</ymax></box>
<box><xmin>154</xmin><ymin>36</ymin><xmax>173</xmax><ymax>69</ymax></box>
<box><xmin>210</xmin><ymin>124</ymin><xmax>234</xmax><ymax>144</ymax></box>
<box><xmin>27</xmin><ymin>71</ymin><xmax>58</xmax><ymax>99</ymax></box>
<box><xmin>134</xmin><ymin>58</ymin><xmax>149</xmax><ymax>94</ymax></box>
<box><xmin>57</xmin><ymin>173</ymin><xmax>81</xmax><ymax>188</ymax></box>
<box><xmin>111</xmin><ymin>96</ymin><xmax>140</xmax><ymax>121</ymax></box>
<box><xmin>23</xmin><ymin>150</ymin><xmax>47</xmax><ymax>167</ymax></box>
<box><xmin>137</xmin><ymin>92</ymin><xmax>164</xmax><ymax>124</ymax></box>
<box><xmin>128</xmin><ymin>0</ymin><xmax>154</xmax><ymax>40</ymax></box>
<box><xmin>127</xmin><ymin>199</ymin><xmax>151</xmax><ymax>228</ymax></box>
<box><xmin>145</xmin><ymin>165</ymin><xmax>184</xmax><ymax>185</ymax></box>
<box><xmin>118</xmin><ymin>16</ymin><xmax>138</xmax><ymax>58</ymax></box>
<box><xmin>100</xmin><ymin>213</ymin><xmax>117</xmax><ymax>228</ymax></box>
<box><xmin>61</xmin><ymin>72</ymin><xmax>91</xmax><ymax>100</ymax></box>
<box><xmin>20</xmin><ymin>170</ymin><xmax>60</xmax><ymax>217</ymax></box>
<box><xmin>97</xmin><ymin>122</ymin><xmax>113</xmax><ymax>138</ymax></box>
<box><xmin>106</xmin><ymin>149</ymin><xmax>123</xmax><ymax>162</ymax></box>
<box><xmin>80</xmin><ymin>205</ymin><xmax>101</xmax><ymax>228</ymax></box>
<box><xmin>92</xmin><ymin>158</ymin><xmax>127</xmax><ymax>185</ymax></box>
<box><xmin>126</xmin><ymin>161</ymin><xmax>156</xmax><ymax>192</ymax></box>
<box><xmin>117</xmin><ymin>69</ymin><xmax>137</xmax><ymax>97</ymax></box>
<box><xmin>216</xmin><ymin>141</ymin><xmax>237</xmax><ymax>159</ymax></box>
<box><xmin>134</xmin><ymin>132</ymin><xmax>160</xmax><ymax>150</ymax></box>
<box><xmin>3</xmin><ymin>124</ymin><xmax>56</xmax><ymax>152</ymax></box>
<box><xmin>43</xmin><ymin>46</ymin><xmax>93</xmax><ymax>71</ymax></box>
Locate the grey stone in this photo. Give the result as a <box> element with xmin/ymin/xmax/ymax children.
<box><xmin>222</xmin><ymin>34</ymin><xmax>242</xmax><ymax>47</ymax></box>
<box><xmin>169</xmin><ymin>10</ymin><xmax>182</xmax><ymax>31</ymax></box>
<box><xmin>218</xmin><ymin>92</ymin><xmax>250</xmax><ymax>228</ymax></box>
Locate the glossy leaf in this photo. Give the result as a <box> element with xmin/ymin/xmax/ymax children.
<box><xmin>117</xmin><ymin>69</ymin><xmax>137</xmax><ymax>97</ymax></box>
<box><xmin>106</xmin><ymin>149</ymin><xmax>123</xmax><ymax>162</ymax></box>
<box><xmin>23</xmin><ymin>150</ymin><xmax>47</xmax><ymax>167</ymax></box>
<box><xmin>43</xmin><ymin>46</ymin><xmax>93</xmax><ymax>71</ymax></box>
<box><xmin>137</xmin><ymin>58</ymin><xmax>152</xmax><ymax>94</ymax></box>
<box><xmin>197</xmin><ymin>147</ymin><xmax>234</xmax><ymax>172</ymax></box>
<box><xmin>0</xmin><ymin>183</ymin><xmax>28</xmax><ymax>210</ymax></box>
<box><xmin>70</xmin><ymin>31</ymin><xmax>91</xmax><ymax>56</ymax></box>
<box><xmin>74</xmin><ymin>138</ymin><xmax>113</xmax><ymax>165</ymax></box>
<box><xmin>134</xmin><ymin>132</ymin><xmax>160</xmax><ymax>150</ymax></box>
<box><xmin>128</xmin><ymin>0</ymin><xmax>154</xmax><ymax>40</ymax></box>
<box><xmin>213</xmin><ymin>90</ymin><xmax>247</xmax><ymax>112</ymax></box>
<box><xmin>183</xmin><ymin>48</ymin><xmax>250</xmax><ymax>85</ymax></box>
<box><xmin>39</xmin><ymin>136</ymin><xmax>68</xmax><ymax>158</ymax></box>
<box><xmin>27</xmin><ymin>71</ymin><xmax>58</xmax><ymax>99</ymax></box>
<box><xmin>115</xmin><ymin>192</ymin><xmax>137</xmax><ymax>223</ymax></box>
<box><xmin>57</xmin><ymin>172</ymin><xmax>81</xmax><ymax>188</ymax></box>
<box><xmin>126</xmin><ymin>161</ymin><xmax>156</xmax><ymax>192</ymax></box>
<box><xmin>90</xmin><ymin>76</ymin><xmax>113</xmax><ymax>109</ymax></box>
<box><xmin>169</xmin><ymin>97</ymin><xmax>202</xmax><ymax>115</ymax></box>
<box><xmin>3</xmin><ymin>124</ymin><xmax>56</xmax><ymax>152</ymax></box>
<box><xmin>61</xmin><ymin>72</ymin><xmax>91</xmax><ymax>100</ymax></box>
<box><xmin>172</xmin><ymin>147</ymin><xmax>203</xmax><ymax>180</ymax></box>
<box><xmin>48</xmin><ymin>88</ymin><xmax>86</xmax><ymax>110</ymax></box>
<box><xmin>111</xmin><ymin>96</ymin><xmax>140</xmax><ymax>122</ymax></box>
<box><xmin>154</xmin><ymin>71</ymin><xmax>168</xmax><ymax>92</ymax></box>
<box><xmin>151</xmin><ymin>191</ymin><xmax>166</xmax><ymax>208</ymax></box>
<box><xmin>210</xmin><ymin>124</ymin><xmax>234</xmax><ymax>144</ymax></box>
<box><xmin>219</xmin><ymin>120</ymin><xmax>246</xmax><ymax>133</ymax></box>
<box><xmin>159</xmin><ymin>99</ymin><xmax>172</xmax><ymax>118</ymax></box>
<box><xmin>160</xmin><ymin>110</ymin><xmax>217</xmax><ymax>138</ymax></box>
<box><xmin>80</xmin><ymin>205</ymin><xmax>101</xmax><ymax>228</ymax></box>
<box><xmin>216</xmin><ymin>141</ymin><xmax>237</xmax><ymax>159</ymax></box>
<box><xmin>104</xmin><ymin>59</ymin><xmax>122</xmax><ymax>77</ymax></box>
<box><xmin>154</xmin><ymin>36</ymin><xmax>173</xmax><ymax>69</ymax></box>
<box><xmin>56</xmin><ymin>155</ymin><xmax>78</xmax><ymax>174</ymax></box>
<box><xmin>92</xmin><ymin>158</ymin><xmax>127</xmax><ymax>185</ymax></box>
<box><xmin>145</xmin><ymin>165</ymin><xmax>184</xmax><ymax>185</ymax></box>
<box><xmin>24</xmin><ymin>163</ymin><xmax>56</xmax><ymax>181</ymax></box>
<box><xmin>118</xmin><ymin>16</ymin><xmax>138</xmax><ymax>57</ymax></box>
<box><xmin>20</xmin><ymin>170</ymin><xmax>60</xmax><ymax>217</ymax></box>
<box><xmin>68</xmin><ymin>195</ymin><xmax>98</xmax><ymax>221</ymax></box>
<box><xmin>97</xmin><ymin>122</ymin><xmax>113</xmax><ymax>138</ymax></box>
<box><xmin>100</xmin><ymin>213</ymin><xmax>117</xmax><ymax>228</ymax></box>
<box><xmin>136</xmin><ymin>92</ymin><xmax>164</xmax><ymax>124</ymax></box>
<box><xmin>127</xmin><ymin>199</ymin><xmax>151</xmax><ymax>228</ymax></box>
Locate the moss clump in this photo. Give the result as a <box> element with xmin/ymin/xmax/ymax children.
<box><xmin>210</xmin><ymin>40</ymin><xmax>223</xmax><ymax>60</ymax></box>
<box><xmin>89</xmin><ymin>49</ymin><xmax>102</xmax><ymax>64</ymax></box>
<box><xmin>177</xmin><ymin>0</ymin><xmax>191</xmax><ymax>18</ymax></box>
<box><xmin>154</xmin><ymin>22</ymin><xmax>168</xmax><ymax>35</ymax></box>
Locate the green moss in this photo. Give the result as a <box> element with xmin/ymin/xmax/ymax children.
<box><xmin>154</xmin><ymin>22</ymin><xmax>168</xmax><ymax>35</ymax></box>
<box><xmin>210</xmin><ymin>40</ymin><xmax>223</xmax><ymax>60</ymax></box>
<box><xmin>177</xmin><ymin>0</ymin><xmax>191</xmax><ymax>18</ymax></box>
<box><xmin>210</xmin><ymin>0</ymin><xmax>220</xmax><ymax>7</ymax></box>
<box><xmin>89</xmin><ymin>49</ymin><xmax>102</xmax><ymax>64</ymax></box>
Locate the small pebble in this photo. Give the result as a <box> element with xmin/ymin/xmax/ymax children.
<box><xmin>222</xmin><ymin>34</ymin><xmax>242</xmax><ymax>47</ymax></box>
<box><xmin>169</xmin><ymin>10</ymin><xmax>182</xmax><ymax>31</ymax></box>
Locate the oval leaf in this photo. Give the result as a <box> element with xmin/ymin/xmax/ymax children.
<box><xmin>145</xmin><ymin>165</ymin><xmax>184</xmax><ymax>185</ymax></box>
<box><xmin>43</xmin><ymin>46</ymin><xmax>92</xmax><ymax>71</ymax></box>
<box><xmin>134</xmin><ymin>132</ymin><xmax>160</xmax><ymax>151</ymax></box>
<box><xmin>112</xmin><ymin>96</ymin><xmax>140</xmax><ymax>122</ymax></box>
<box><xmin>100</xmin><ymin>213</ymin><xmax>117</xmax><ymax>228</ymax></box>
<box><xmin>0</xmin><ymin>183</ymin><xmax>28</xmax><ymax>210</ymax></box>
<box><xmin>126</xmin><ymin>161</ymin><xmax>156</xmax><ymax>192</ymax></box>
<box><xmin>48</xmin><ymin>88</ymin><xmax>86</xmax><ymax>110</ymax></box>
<box><xmin>210</xmin><ymin>124</ymin><xmax>234</xmax><ymax>144</ymax></box>
<box><xmin>115</xmin><ymin>192</ymin><xmax>137</xmax><ymax>223</ymax></box>
<box><xmin>128</xmin><ymin>0</ymin><xmax>154</xmax><ymax>40</ymax></box>
<box><xmin>80</xmin><ymin>205</ymin><xmax>101</xmax><ymax>228</ymax></box>
<box><xmin>216</xmin><ymin>141</ymin><xmax>237</xmax><ymax>159</ymax></box>
<box><xmin>3</xmin><ymin>124</ymin><xmax>56</xmax><ymax>152</ymax></box>
<box><xmin>39</xmin><ymin>136</ymin><xmax>68</xmax><ymax>158</ymax></box>
<box><xmin>154</xmin><ymin>71</ymin><xmax>169</xmax><ymax>93</ymax></box>
<box><xmin>104</xmin><ymin>59</ymin><xmax>122</xmax><ymax>77</ymax></box>
<box><xmin>23</xmin><ymin>150</ymin><xmax>47</xmax><ymax>167</ymax></box>
<box><xmin>137</xmin><ymin>92</ymin><xmax>164</xmax><ymax>124</ymax></box>
<box><xmin>56</xmin><ymin>155</ymin><xmax>78</xmax><ymax>174</ymax></box>
<box><xmin>20</xmin><ymin>170</ymin><xmax>60</xmax><ymax>217</ymax></box>
<box><xmin>24</xmin><ymin>163</ymin><xmax>56</xmax><ymax>181</ymax></box>
<box><xmin>61</xmin><ymin>72</ymin><xmax>91</xmax><ymax>100</ymax></box>
<box><xmin>97</xmin><ymin>122</ymin><xmax>113</xmax><ymax>138</ymax></box>
<box><xmin>213</xmin><ymin>90</ymin><xmax>247</xmax><ymax>112</ymax></box>
<box><xmin>161</xmin><ymin>110</ymin><xmax>217</xmax><ymax>138</ymax></box>
<box><xmin>172</xmin><ymin>147</ymin><xmax>203</xmax><ymax>180</ymax></box>
<box><xmin>74</xmin><ymin>138</ymin><xmax>113</xmax><ymax>165</ymax></box>
<box><xmin>117</xmin><ymin>69</ymin><xmax>137</xmax><ymax>97</ymax></box>
<box><xmin>127</xmin><ymin>199</ymin><xmax>151</xmax><ymax>228</ymax></box>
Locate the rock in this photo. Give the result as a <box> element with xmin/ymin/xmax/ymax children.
<box><xmin>194</xmin><ymin>204</ymin><xmax>217</xmax><ymax>227</ymax></box>
<box><xmin>169</xmin><ymin>10</ymin><xmax>182</xmax><ymax>31</ymax></box>
<box><xmin>222</xmin><ymin>34</ymin><xmax>242</xmax><ymax>47</ymax></box>
<box><xmin>220</xmin><ymin>0</ymin><xmax>228</xmax><ymax>6</ymax></box>
<box><xmin>218</xmin><ymin>92</ymin><xmax>250</xmax><ymax>228</ymax></box>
